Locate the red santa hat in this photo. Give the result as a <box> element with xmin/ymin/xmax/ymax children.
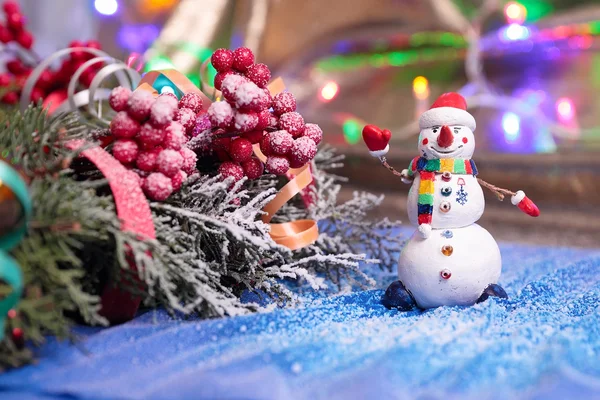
<box><xmin>419</xmin><ymin>92</ymin><xmax>476</xmax><ymax>131</ymax></box>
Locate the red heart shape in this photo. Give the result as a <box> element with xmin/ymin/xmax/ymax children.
<box><xmin>362</xmin><ymin>124</ymin><xmax>392</xmax><ymax>151</ymax></box>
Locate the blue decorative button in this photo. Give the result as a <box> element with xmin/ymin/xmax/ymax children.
<box><xmin>441</xmin><ymin>230</ymin><xmax>453</xmax><ymax>239</ymax></box>
<box><xmin>441</xmin><ymin>186</ymin><xmax>452</xmax><ymax>197</ymax></box>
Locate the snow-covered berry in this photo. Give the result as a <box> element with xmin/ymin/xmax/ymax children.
<box><xmin>112</xmin><ymin>139</ymin><xmax>139</xmax><ymax>164</ymax></box>
<box><xmin>137</xmin><ymin>123</ymin><xmax>165</xmax><ymax>148</ymax></box>
<box><xmin>266</xmin><ymin>156</ymin><xmax>290</xmax><ymax>175</ymax></box>
<box><xmin>157</xmin><ymin>92</ymin><xmax>179</xmax><ymax>106</ymax></box>
<box><xmin>150</xmin><ymin>100</ymin><xmax>176</xmax><ymax>128</ymax></box>
<box><xmin>110</xmin><ymin>111</ymin><xmax>140</xmax><ymax>139</ymax></box>
<box><xmin>242</xmin><ymin>158</ymin><xmax>264</xmax><ymax>179</ymax></box>
<box><xmin>232</xmin><ymin>47</ymin><xmax>254</xmax><ymax>72</ymax></box>
<box><xmin>178</xmin><ymin>92</ymin><xmax>203</xmax><ymax>114</ymax></box>
<box><xmin>211</xmin><ymin>48</ymin><xmax>234</xmax><ymax>72</ymax></box>
<box><xmin>229</xmin><ymin>138</ymin><xmax>253</xmax><ymax>163</ymax></box>
<box><xmin>234</xmin><ymin>111</ymin><xmax>258</xmax><ymax>132</ymax></box>
<box><xmin>245</xmin><ymin>63</ymin><xmax>271</xmax><ymax>88</ymax></box>
<box><xmin>235</xmin><ymin>81</ymin><xmax>263</xmax><ymax>111</ymax></box>
<box><xmin>163</xmin><ymin>122</ymin><xmax>187</xmax><ymax>150</ymax></box>
<box><xmin>278</xmin><ymin>112</ymin><xmax>305</xmax><ymax>137</ymax></box>
<box><xmin>143</xmin><ymin>172</ymin><xmax>173</xmax><ymax>201</ymax></box>
<box><xmin>259</xmin><ymin>88</ymin><xmax>272</xmax><ymax>109</ymax></box>
<box><xmin>214</xmin><ymin>70</ymin><xmax>234</xmax><ymax>91</ymax></box>
<box><xmin>156</xmin><ymin>149</ymin><xmax>184</xmax><ymax>177</ymax></box>
<box><xmin>136</xmin><ymin>148</ymin><xmax>161</xmax><ymax>172</ymax></box>
<box><xmin>174</xmin><ymin>107</ymin><xmax>197</xmax><ymax>135</ymax></box>
<box><xmin>208</xmin><ymin>101</ymin><xmax>234</xmax><ymax>129</ymax></box>
<box><xmin>242</xmin><ymin>129</ymin><xmax>264</xmax><ymax>144</ymax></box>
<box><xmin>127</xmin><ymin>90</ymin><xmax>155</xmax><ymax>121</ymax></box>
<box><xmin>268</xmin><ymin>130</ymin><xmax>293</xmax><ymax>155</ymax></box>
<box><xmin>218</xmin><ymin>161</ymin><xmax>244</xmax><ymax>182</ymax></box>
<box><xmin>109</xmin><ymin>86</ymin><xmax>131</xmax><ymax>112</ymax></box>
<box><xmin>171</xmin><ymin>170</ymin><xmax>188</xmax><ymax>191</ymax></box>
<box><xmin>290</xmin><ymin>136</ymin><xmax>317</xmax><ymax>166</ymax></box>
<box><xmin>256</xmin><ymin>110</ymin><xmax>271</xmax><ymax>130</ymax></box>
<box><xmin>180</xmin><ymin>147</ymin><xmax>198</xmax><ymax>175</ymax></box>
<box><xmin>273</xmin><ymin>92</ymin><xmax>296</xmax><ymax>116</ymax></box>
<box><xmin>303</xmin><ymin>123</ymin><xmax>323</xmax><ymax>145</ymax></box>
<box><xmin>259</xmin><ymin>134</ymin><xmax>272</xmax><ymax>156</ymax></box>
<box><xmin>221</xmin><ymin>74</ymin><xmax>248</xmax><ymax>102</ymax></box>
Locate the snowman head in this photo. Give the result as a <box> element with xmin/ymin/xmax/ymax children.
<box><xmin>418</xmin><ymin>92</ymin><xmax>476</xmax><ymax>160</ymax></box>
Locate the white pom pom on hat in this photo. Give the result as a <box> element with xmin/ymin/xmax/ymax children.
<box><xmin>419</xmin><ymin>92</ymin><xmax>476</xmax><ymax>131</ymax></box>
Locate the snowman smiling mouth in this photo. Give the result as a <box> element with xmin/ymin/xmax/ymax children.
<box><xmin>429</xmin><ymin>145</ymin><xmax>464</xmax><ymax>155</ymax></box>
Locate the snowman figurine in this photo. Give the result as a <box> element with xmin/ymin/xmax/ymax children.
<box><xmin>363</xmin><ymin>92</ymin><xmax>540</xmax><ymax>310</ymax></box>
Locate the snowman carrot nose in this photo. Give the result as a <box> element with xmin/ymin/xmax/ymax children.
<box><xmin>437</xmin><ymin>125</ymin><xmax>454</xmax><ymax>148</ymax></box>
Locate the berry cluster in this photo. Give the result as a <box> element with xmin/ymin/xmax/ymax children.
<box><xmin>207</xmin><ymin>47</ymin><xmax>322</xmax><ymax>181</ymax></box>
<box><xmin>107</xmin><ymin>88</ymin><xmax>204</xmax><ymax>201</ymax></box>
<box><xmin>0</xmin><ymin>1</ymin><xmax>103</xmax><ymax>105</ymax></box>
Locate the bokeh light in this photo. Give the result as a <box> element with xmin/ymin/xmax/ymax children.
<box><xmin>556</xmin><ymin>97</ymin><xmax>575</xmax><ymax>122</ymax></box>
<box><xmin>94</xmin><ymin>0</ymin><xmax>118</xmax><ymax>16</ymax></box>
<box><xmin>319</xmin><ymin>81</ymin><xmax>339</xmax><ymax>102</ymax></box>
<box><xmin>504</xmin><ymin>2</ymin><xmax>527</xmax><ymax>24</ymax></box>
<box><xmin>502</xmin><ymin>112</ymin><xmax>520</xmax><ymax>143</ymax></box>
<box><xmin>342</xmin><ymin>119</ymin><xmax>362</xmax><ymax>144</ymax></box>
<box><xmin>501</xmin><ymin>24</ymin><xmax>531</xmax><ymax>42</ymax></box>
<box><xmin>412</xmin><ymin>76</ymin><xmax>429</xmax><ymax>100</ymax></box>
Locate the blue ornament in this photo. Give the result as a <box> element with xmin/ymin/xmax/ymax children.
<box><xmin>441</xmin><ymin>230</ymin><xmax>453</xmax><ymax>239</ymax></box>
<box><xmin>441</xmin><ymin>186</ymin><xmax>452</xmax><ymax>197</ymax></box>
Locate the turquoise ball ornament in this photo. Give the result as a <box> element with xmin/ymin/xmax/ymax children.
<box><xmin>0</xmin><ymin>160</ymin><xmax>31</xmax><ymax>341</ymax></box>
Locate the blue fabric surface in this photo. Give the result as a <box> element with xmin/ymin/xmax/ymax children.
<box><xmin>1</xmin><ymin>232</ymin><xmax>600</xmax><ymax>400</ymax></box>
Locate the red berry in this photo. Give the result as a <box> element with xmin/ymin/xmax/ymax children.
<box><xmin>256</xmin><ymin>110</ymin><xmax>271</xmax><ymax>130</ymax></box>
<box><xmin>110</xmin><ymin>111</ymin><xmax>141</xmax><ymax>139</ymax></box>
<box><xmin>260</xmin><ymin>88</ymin><xmax>272</xmax><ymax>109</ymax></box>
<box><xmin>245</xmin><ymin>63</ymin><xmax>271</xmax><ymax>88</ymax></box>
<box><xmin>242</xmin><ymin>129</ymin><xmax>263</xmax><ymax>144</ymax></box>
<box><xmin>35</xmin><ymin>70</ymin><xmax>54</xmax><ymax>91</ymax></box>
<box><xmin>259</xmin><ymin>135</ymin><xmax>272</xmax><ymax>156</ymax></box>
<box><xmin>214</xmin><ymin>70</ymin><xmax>234</xmax><ymax>91</ymax></box>
<box><xmin>156</xmin><ymin>149</ymin><xmax>184</xmax><ymax>177</ymax></box>
<box><xmin>268</xmin><ymin>130</ymin><xmax>293</xmax><ymax>155</ymax></box>
<box><xmin>229</xmin><ymin>138</ymin><xmax>253</xmax><ymax>162</ymax></box>
<box><xmin>215</xmin><ymin>149</ymin><xmax>232</xmax><ymax>162</ymax></box>
<box><xmin>6</xmin><ymin>59</ymin><xmax>25</xmax><ymax>75</ymax></box>
<box><xmin>79</xmin><ymin>69</ymin><xmax>96</xmax><ymax>87</ymax></box>
<box><xmin>241</xmin><ymin>158</ymin><xmax>264</xmax><ymax>179</ymax></box>
<box><xmin>69</xmin><ymin>40</ymin><xmax>87</xmax><ymax>61</ymax></box>
<box><xmin>3</xmin><ymin>1</ymin><xmax>20</xmax><ymax>14</ymax></box>
<box><xmin>211</xmin><ymin>48</ymin><xmax>234</xmax><ymax>72</ymax></box>
<box><xmin>213</xmin><ymin>136</ymin><xmax>232</xmax><ymax>152</ymax></box>
<box><xmin>232</xmin><ymin>47</ymin><xmax>254</xmax><ymax>72</ymax></box>
<box><xmin>180</xmin><ymin>147</ymin><xmax>198</xmax><ymax>175</ymax></box>
<box><xmin>290</xmin><ymin>136</ymin><xmax>317</xmax><ymax>166</ymax></box>
<box><xmin>163</xmin><ymin>122</ymin><xmax>187</xmax><ymax>150</ymax></box>
<box><xmin>86</xmin><ymin>40</ymin><xmax>102</xmax><ymax>50</ymax></box>
<box><xmin>149</xmin><ymin>100</ymin><xmax>176</xmax><ymax>128</ymax></box>
<box><xmin>113</xmin><ymin>139</ymin><xmax>139</xmax><ymax>164</ymax></box>
<box><xmin>138</xmin><ymin>123</ymin><xmax>165</xmax><ymax>147</ymax></box>
<box><xmin>289</xmin><ymin>157</ymin><xmax>305</xmax><ymax>169</ymax></box>
<box><xmin>178</xmin><ymin>92</ymin><xmax>203</xmax><ymax>114</ymax></box>
<box><xmin>136</xmin><ymin>148</ymin><xmax>161</xmax><ymax>172</ymax></box>
<box><xmin>158</xmin><ymin>92</ymin><xmax>179</xmax><ymax>104</ymax></box>
<box><xmin>0</xmin><ymin>26</ymin><xmax>13</xmax><ymax>43</ymax></box>
<box><xmin>1</xmin><ymin>91</ymin><xmax>18</xmax><ymax>105</ymax></box>
<box><xmin>303</xmin><ymin>123</ymin><xmax>323</xmax><ymax>145</ymax></box>
<box><xmin>127</xmin><ymin>90</ymin><xmax>155</xmax><ymax>121</ymax></box>
<box><xmin>235</xmin><ymin>81</ymin><xmax>263</xmax><ymax>111</ymax></box>
<box><xmin>143</xmin><ymin>172</ymin><xmax>173</xmax><ymax>201</ymax></box>
<box><xmin>6</xmin><ymin>13</ymin><xmax>24</xmax><ymax>31</ymax></box>
<box><xmin>174</xmin><ymin>107</ymin><xmax>197</xmax><ymax>135</ymax></box>
<box><xmin>109</xmin><ymin>86</ymin><xmax>132</xmax><ymax>112</ymax></box>
<box><xmin>218</xmin><ymin>161</ymin><xmax>244</xmax><ymax>182</ymax></box>
<box><xmin>30</xmin><ymin>87</ymin><xmax>44</xmax><ymax>103</ymax></box>
<box><xmin>278</xmin><ymin>112</ymin><xmax>305</xmax><ymax>138</ymax></box>
<box><xmin>192</xmin><ymin>114</ymin><xmax>212</xmax><ymax>137</ymax></box>
<box><xmin>171</xmin><ymin>170</ymin><xmax>188</xmax><ymax>191</ymax></box>
<box><xmin>273</xmin><ymin>92</ymin><xmax>297</xmax><ymax>116</ymax></box>
<box><xmin>15</xmin><ymin>30</ymin><xmax>33</xmax><ymax>49</ymax></box>
<box><xmin>234</xmin><ymin>111</ymin><xmax>258</xmax><ymax>132</ymax></box>
<box><xmin>207</xmin><ymin>101</ymin><xmax>234</xmax><ymax>129</ymax></box>
<box><xmin>221</xmin><ymin>74</ymin><xmax>248</xmax><ymax>102</ymax></box>
<box><xmin>266</xmin><ymin>156</ymin><xmax>290</xmax><ymax>175</ymax></box>
<box><xmin>0</xmin><ymin>73</ymin><xmax>10</xmax><ymax>86</ymax></box>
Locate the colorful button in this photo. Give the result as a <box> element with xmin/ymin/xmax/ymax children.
<box><xmin>442</xmin><ymin>171</ymin><xmax>452</xmax><ymax>182</ymax></box>
<box><xmin>441</xmin><ymin>186</ymin><xmax>452</xmax><ymax>197</ymax></box>
<box><xmin>441</xmin><ymin>230</ymin><xmax>453</xmax><ymax>239</ymax></box>
<box><xmin>440</xmin><ymin>201</ymin><xmax>451</xmax><ymax>213</ymax></box>
<box><xmin>441</xmin><ymin>245</ymin><xmax>453</xmax><ymax>256</ymax></box>
<box><xmin>440</xmin><ymin>269</ymin><xmax>452</xmax><ymax>279</ymax></box>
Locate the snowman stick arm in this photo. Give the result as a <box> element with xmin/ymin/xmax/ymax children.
<box><xmin>477</xmin><ymin>178</ymin><xmax>515</xmax><ymax>201</ymax></box>
<box><xmin>379</xmin><ymin>156</ymin><xmax>410</xmax><ymax>179</ymax></box>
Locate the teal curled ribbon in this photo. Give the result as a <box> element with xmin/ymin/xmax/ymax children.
<box><xmin>0</xmin><ymin>160</ymin><xmax>31</xmax><ymax>341</ymax></box>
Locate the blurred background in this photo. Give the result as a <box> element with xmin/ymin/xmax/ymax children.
<box><xmin>10</xmin><ymin>0</ymin><xmax>600</xmax><ymax>246</ymax></box>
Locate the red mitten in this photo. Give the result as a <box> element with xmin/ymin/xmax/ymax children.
<box><xmin>362</xmin><ymin>124</ymin><xmax>391</xmax><ymax>157</ymax></box>
<box><xmin>511</xmin><ymin>190</ymin><xmax>540</xmax><ymax>217</ymax></box>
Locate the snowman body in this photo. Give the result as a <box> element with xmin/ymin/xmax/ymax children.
<box><xmin>401</xmin><ymin>175</ymin><xmax>501</xmax><ymax>308</ymax></box>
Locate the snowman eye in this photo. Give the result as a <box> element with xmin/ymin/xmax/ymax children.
<box><xmin>440</xmin><ymin>269</ymin><xmax>452</xmax><ymax>279</ymax></box>
<box><xmin>440</xmin><ymin>201</ymin><xmax>451</xmax><ymax>213</ymax></box>
<box><xmin>441</xmin><ymin>187</ymin><xmax>452</xmax><ymax>196</ymax></box>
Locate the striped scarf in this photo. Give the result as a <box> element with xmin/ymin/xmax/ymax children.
<box><xmin>407</xmin><ymin>157</ymin><xmax>478</xmax><ymax>225</ymax></box>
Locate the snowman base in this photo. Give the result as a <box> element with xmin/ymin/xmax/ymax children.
<box><xmin>386</xmin><ymin>224</ymin><xmax>505</xmax><ymax>310</ymax></box>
